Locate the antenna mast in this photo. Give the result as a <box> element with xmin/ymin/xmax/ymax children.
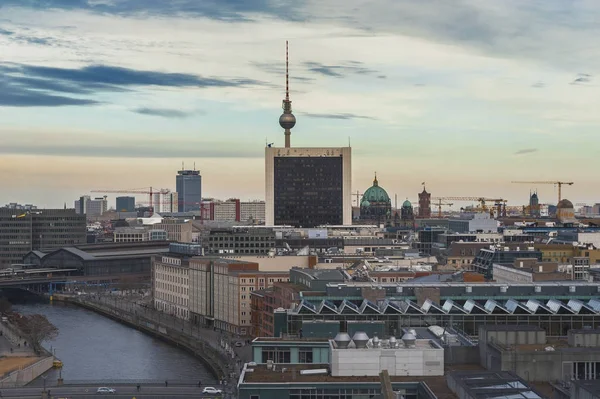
<box><xmin>279</xmin><ymin>40</ymin><xmax>296</xmax><ymax>148</ymax></box>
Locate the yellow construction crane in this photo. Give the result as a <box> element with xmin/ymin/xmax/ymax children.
<box><xmin>432</xmin><ymin>197</ymin><xmax>506</xmax><ymax>217</ymax></box>
<box><xmin>430</xmin><ymin>199</ymin><xmax>453</xmax><ymax>218</ymax></box>
<box><xmin>511</xmin><ymin>181</ymin><xmax>574</xmax><ymax>204</ymax></box>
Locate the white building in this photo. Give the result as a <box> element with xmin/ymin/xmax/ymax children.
<box><xmin>74</xmin><ymin>195</ymin><xmax>107</xmax><ymax>217</ymax></box>
<box><xmin>153</xmin><ymin>255</ymin><xmax>190</xmax><ymax>319</ymax></box>
<box><xmin>240</xmin><ymin>201</ymin><xmax>265</xmax><ymax>224</ymax></box>
<box><xmin>214</xmin><ymin>200</ymin><xmax>238</xmax><ymax>222</ymax></box>
<box><xmin>152</xmin><ymin>192</ymin><xmax>178</xmax><ymax>213</ymax></box>
<box><xmin>329</xmin><ymin>332</ymin><xmax>444</xmax><ymax>377</ymax></box>
<box><xmin>265</xmin><ymin>146</ymin><xmax>352</xmax><ymax>227</ymax></box>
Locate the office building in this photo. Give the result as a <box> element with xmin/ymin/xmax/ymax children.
<box><xmin>204</xmin><ymin>227</ymin><xmax>275</xmax><ymax>255</ymax></box>
<box><xmin>265</xmin><ymin>146</ymin><xmax>352</xmax><ymax>227</ymax></box>
<box><xmin>74</xmin><ymin>196</ymin><xmax>107</xmax><ymax>217</ymax></box>
<box><xmin>264</xmin><ymin>43</ymin><xmax>352</xmax><ymax>227</ymax></box>
<box><xmin>116</xmin><ymin>196</ymin><xmax>135</xmax><ymax>213</ymax></box>
<box><xmin>176</xmin><ymin>169</ymin><xmax>201</xmax><ymax>212</ymax></box>
<box><xmin>0</xmin><ymin>208</ymin><xmax>86</xmax><ymax>268</ymax></box>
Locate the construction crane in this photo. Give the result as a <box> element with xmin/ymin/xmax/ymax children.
<box><xmin>511</xmin><ymin>181</ymin><xmax>574</xmax><ymax>203</ymax></box>
<box><xmin>91</xmin><ymin>187</ymin><xmax>170</xmax><ymax>216</ymax></box>
<box><xmin>432</xmin><ymin>197</ymin><xmax>506</xmax><ymax>217</ymax></box>
<box><xmin>431</xmin><ymin>199</ymin><xmax>453</xmax><ymax>218</ymax></box>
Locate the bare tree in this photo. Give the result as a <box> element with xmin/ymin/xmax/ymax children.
<box><xmin>16</xmin><ymin>314</ymin><xmax>58</xmax><ymax>355</ymax></box>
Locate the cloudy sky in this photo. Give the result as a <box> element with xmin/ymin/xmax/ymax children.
<box><xmin>1</xmin><ymin>0</ymin><xmax>599</xmax><ymax>209</ymax></box>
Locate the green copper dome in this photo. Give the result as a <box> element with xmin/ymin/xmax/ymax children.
<box><xmin>361</xmin><ymin>174</ymin><xmax>391</xmax><ymax>206</ymax></box>
<box><xmin>402</xmin><ymin>199</ymin><xmax>412</xmax><ymax>208</ymax></box>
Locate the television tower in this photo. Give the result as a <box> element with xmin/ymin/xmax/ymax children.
<box><xmin>279</xmin><ymin>40</ymin><xmax>296</xmax><ymax>148</ymax></box>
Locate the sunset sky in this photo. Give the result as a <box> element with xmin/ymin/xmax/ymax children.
<box><xmin>1</xmin><ymin>0</ymin><xmax>599</xmax><ymax>209</ymax></box>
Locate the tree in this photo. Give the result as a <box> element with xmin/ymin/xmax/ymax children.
<box><xmin>16</xmin><ymin>314</ymin><xmax>59</xmax><ymax>355</ymax></box>
<box><xmin>0</xmin><ymin>297</ymin><xmax>12</xmax><ymax>314</ymax></box>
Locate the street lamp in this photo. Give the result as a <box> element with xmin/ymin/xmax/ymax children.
<box><xmin>42</xmin><ymin>375</ymin><xmax>47</xmax><ymax>393</ymax></box>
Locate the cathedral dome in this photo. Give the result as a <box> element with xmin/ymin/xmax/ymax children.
<box><xmin>362</xmin><ymin>175</ymin><xmax>391</xmax><ymax>205</ymax></box>
<box><xmin>402</xmin><ymin>199</ymin><xmax>412</xmax><ymax>208</ymax></box>
<box><xmin>557</xmin><ymin>199</ymin><xmax>573</xmax><ymax>209</ymax></box>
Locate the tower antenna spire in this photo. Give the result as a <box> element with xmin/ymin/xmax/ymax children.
<box><xmin>286</xmin><ymin>40</ymin><xmax>290</xmax><ymax>102</ymax></box>
<box><xmin>279</xmin><ymin>40</ymin><xmax>296</xmax><ymax>148</ymax></box>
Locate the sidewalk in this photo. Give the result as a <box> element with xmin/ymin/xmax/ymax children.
<box><xmin>0</xmin><ymin>327</ymin><xmax>35</xmax><ymax>357</ymax></box>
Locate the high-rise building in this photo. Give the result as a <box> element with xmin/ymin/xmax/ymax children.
<box><xmin>74</xmin><ymin>196</ymin><xmax>107</xmax><ymax>217</ymax></box>
<box><xmin>265</xmin><ymin>42</ymin><xmax>351</xmax><ymax>227</ymax></box>
<box><xmin>116</xmin><ymin>196</ymin><xmax>135</xmax><ymax>213</ymax></box>
<box><xmin>152</xmin><ymin>192</ymin><xmax>178</xmax><ymax>213</ymax></box>
<box><xmin>0</xmin><ymin>208</ymin><xmax>86</xmax><ymax>268</ymax></box>
<box><xmin>176</xmin><ymin>169</ymin><xmax>201</xmax><ymax>212</ymax></box>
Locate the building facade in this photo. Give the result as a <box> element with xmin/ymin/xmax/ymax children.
<box><xmin>265</xmin><ymin>147</ymin><xmax>352</xmax><ymax>227</ymax></box>
<box><xmin>418</xmin><ymin>186</ymin><xmax>432</xmax><ymax>218</ymax></box>
<box><xmin>0</xmin><ymin>208</ymin><xmax>86</xmax><ymax>268</ymax></box>
<box><xmin>75</xmin><ymin>196</ymin><xmax>107</xmax><ymax>217</ymax></box>
<box><xmin>204</xmin><ymin>227</ymin><xmax>275</xmax><ymax>255</ymax></box>
<box><xmin>116</xmin><ymin>196</ymin><xmax>135</xmax><ymax>213</ymax></box>
<box><xmin>153</xmin><ymin>254</ymin><xmax>190</xmax><ymax>319</ymax></box>
<box><xmin>176</xmin><ymin>169</ymin><xmax>202</xmax><ymax>212</ymax></box>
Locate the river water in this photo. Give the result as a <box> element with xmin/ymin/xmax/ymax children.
<box><xmin>13</xmin><ymin>302</ymin><xmax>215</xmax><ymax>384</ymax></box>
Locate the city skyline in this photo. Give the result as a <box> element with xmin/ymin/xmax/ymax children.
<box><xmin>1</xmin><ymin>1</ymin><xmax>600</xmax><ymax>207</ymax></box>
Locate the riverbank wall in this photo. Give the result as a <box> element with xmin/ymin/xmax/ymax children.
<box><xmin>0</xmin><ymin>356</ymin><xmax>55</xmax><ymax>387</ymax></box>
<box><xmin>54</xmin><ymin>295</ymin><xmax>231</xmax><ymax>380</ymax></box>
<box><xmin>0</xmin><ymin>318</ymin><xmax>55</xmax><ymax>387</ymax></box>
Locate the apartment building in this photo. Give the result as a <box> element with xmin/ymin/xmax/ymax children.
<box><xmin>201</xmin><ymin>199</ymin><xmax>266</xmax><ymax>224</ymax></box>
<box><xmin>153</xmin><ymin>254</ymin><xmax>190</xmax><ymax>319</ymax></box>
<box><xmin>188</xmin><ymin>258</ymin><xmax>289</xmax><ymax>335</ymax></box>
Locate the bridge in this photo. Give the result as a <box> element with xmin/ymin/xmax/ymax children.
<box><xmin>0</xmin><ymin>381</ymin><xmax>230</xmax><ymax>398</ymax></box>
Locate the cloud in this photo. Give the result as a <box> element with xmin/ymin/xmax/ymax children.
<box><xmin>0</xmin><ymin>142</ymin><xmax>262</xmax><ymax>159</ymax></box>
<box><xmin>0</xmin><ymin>63</ymin><xmax>265</xmax><ymax>107</ymax></box>
<box><xmin>303</xmin><ymin>61</ymin><xmax>379</xmax><ymax>78</ymax></box>
<box><xmin>571</xmin><ymin>73</ymin><xmax>592</xmax><ymax>85</ymax></box>
<box><xmin>531</xmin><ymin>81</ymin><xmax>545</xmax><ymax>88</ymax></box>
<box><xmin>133</xmin><ymin>107</ymin><xmax>199</xmax><ymax>118</ymax></box>
<box><xmin>514</xmin><ymin>148</ymin><xmax>538</xmax><ymax>155</ymax></box>
<box><xmin>1</xmin><ymin>0</ymin><xmax>305</xmax><ymax>22</ymax></box>
<box><xmin>302</xmin><ymin>112</ymin><xmax>376</xmax><ymax>120</ymax></box>
<box><xmin>0</xmin><ymin>28</ymin><xmax>14</xmax><ymax>35</ymax></box>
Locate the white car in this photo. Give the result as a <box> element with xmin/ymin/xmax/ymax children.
<box><xmin>202</xmin><ymin>387</ymin><xmax>223</xmax><ymax>395</ymax></box>
<box><xmin>96</xmin><ymin>387</ymin><xmax>116</xmax><ymax>394</ymax></box>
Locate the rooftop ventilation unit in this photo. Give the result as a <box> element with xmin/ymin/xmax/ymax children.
<box><xmin>466</xmin><ymin>286</ymin><xmax>472</xmax><ymax>293</ymax></box>
<box><xmin>535</xmin><ymin>286</ymin><xmax>541</xmax><ymax>293</ymax></box>
<box><xmin>500</xmin><ymin>285</ymin><xmax>508</xmax><ymax>293</ymax></box>
<box><xmin>352</xmin><ymin>331</ymin><xmax>369</xmax><ymax>349</ymax></box>
<box><xmin>373</xmin><ymin>333</ymin><xmax>381</xmax><ymax>348</ymax></box>
<box><xmin>401</xmin><ymin>333</ymin><xmax>416</xmax><ymax>348</ymax></box>
<box><xmin>569</xmin><ymin>286</ymin><xmax>576</xmax><ymax>293</ymax></box>
<box><xmin>389</xmin><ymin>336</ymin><xmax>398</xmax><ymax>348</ymax></box>
<box><xmin>333</xmin><ymin>332</ymin><xmax>351</xmax><ymax>349</ymax></box>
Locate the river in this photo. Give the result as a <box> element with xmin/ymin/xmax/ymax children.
<box><xmin>13</xmin><ymin>301</ymin><xmax>216</xmax><ymax>385</ymax></box>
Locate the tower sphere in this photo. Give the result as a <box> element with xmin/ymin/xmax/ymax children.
<box><xmin>279</xmin><ymin>113</ymin><xmax>296</xmax><ymax>130</ymax></box>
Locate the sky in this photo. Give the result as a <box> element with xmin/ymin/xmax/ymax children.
<box><xmin>1</xmin><ymin>0</ymin><xmax>599</xmax><ymax>209</ymax></box>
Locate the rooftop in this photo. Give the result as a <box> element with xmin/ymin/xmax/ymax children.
<box><xmin>448</xmin><ymin>371</ymin><xmax>545</xmax><ymax>399</ymax></box>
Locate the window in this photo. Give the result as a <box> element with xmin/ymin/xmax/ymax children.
<box><xmin>299</xmin><ymin>348</ymin><xmax>313</xmax><ymax>363</ymax></box>
<box><xmin>250</xmin><ymin>396</ymin><xmax>259</xmax><ymax>399</ymax></box>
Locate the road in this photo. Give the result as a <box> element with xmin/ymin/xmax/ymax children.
<box><xmin>0</xmin><ymin>384</ymin><xmax>227</xmax><ymax>398</ymax></box>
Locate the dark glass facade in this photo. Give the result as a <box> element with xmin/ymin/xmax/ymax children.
<box><xmin>176</xmin><ymin>170</ymin><xmax>202</xmax><ymax>212</ymax></box>
<box><xmin>274</xmin><ymin>157</ymin><xmax>343</xmax><ymax>228</ymax></box>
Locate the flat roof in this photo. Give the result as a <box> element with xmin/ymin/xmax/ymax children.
<box><xmin>448</xmin><ymin>371</ymin><xmax>545</xmax><ymax>399</ymax></box>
